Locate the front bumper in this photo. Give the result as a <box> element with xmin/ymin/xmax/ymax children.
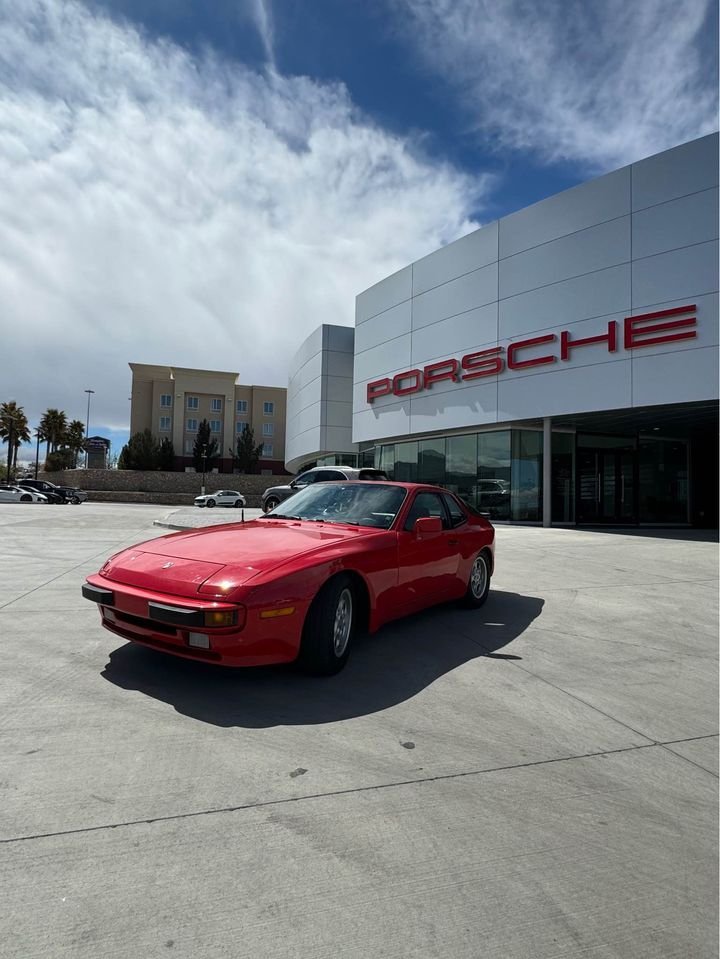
<box><xmin>83</xmin><ymin>574</ymin><xmax>305</xmax><ymax>667</ymax></box>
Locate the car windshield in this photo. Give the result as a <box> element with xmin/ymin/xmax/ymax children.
<box><xmin>261</xmin><ymin>483</ymin><xmax>407</xmax><ymax>529</ymax></box>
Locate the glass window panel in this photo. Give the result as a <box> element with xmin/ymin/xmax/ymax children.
<box><xmin>638</xmin><ymin>439</ymin><xmax>689</xmax><ymax>523</ymax></box>
<box><xmin>378</xmin><ymin>445</ymin><xmax>395</xmax><ymax>479</ymax></box>
<box><xmin>578</xmin><ymin>433</ymin><xmax>635</xmax><ymax>449</ymax></box>
<box><xmin>446</xmin><ymin>434</ymin><xmax>478</xmax><ymax>507</ymax></box>
<box><xmin>551</xmin><ymin>432</ymin><xmax>575</xmax><ymax>523</ymax></box>
<box><xmin>511</xmin><ymin>431</ymin><xmax>542</xmax><ymax>521</ymax></box>
<box><xmin>418</xmin><ymin>438</ymin><xmax>446</xmax><ymax>484</ymax></box>
<box><xmin>394</xmin><ymin>442</ymin><xmax>418</xmax><ymax>482</ymax></box>
<box><xmin>477</xmin><ymin>431</ymin><xmax>511</xmax><ymax>520</ymax></box>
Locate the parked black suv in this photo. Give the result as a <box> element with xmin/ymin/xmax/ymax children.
<box><xmin>20</xmin><ymin>479</ymin><xmax>88</xmax><ymax>504</ymax></box>
<box><xmin>261</xmin><ymin>466</ymin><xmax>388</xmax><ymax>512</ymax></box>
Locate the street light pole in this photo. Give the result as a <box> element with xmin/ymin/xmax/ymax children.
<box><xmin>34</xmin><ymin>427</ymin><xmax>43</xmax><ymax>480</ymax></box>
<box><xmin>84</xmin><ymin>389</ymin><xmax>95</xmax><ymax>468</ymax></box>
<box><xmin>201</xmin><ymin>444</ymin><xmax>207</xmax><ymax>495</ymax></box>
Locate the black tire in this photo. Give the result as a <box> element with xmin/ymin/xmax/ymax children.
<box><xmin>463</xmin><ymin>550</ymin><xmax>491</xmax><ymax>608</ymax></box>
<box><xmin>70</xmin><ymin>495</ymin><xmax>80</xmax><ymax>505</ymax></box>
<box><xmin>20</xmin><ymin>494</ymin><xmax>32</xmax><ymax>502</ymax></box>
<box><xmin>233</xmin><ymin>499</ymin><xmax>243</xmax><ymax>508</ymax></box>
<box><xmin>264</xmin><ymin>496</ymin><xmax>280</xmax><ymax>512</ymax></box>
<box><xmin>298</xmin><ymin>575</ymin><xmax>355</xmax><ymax>676</ymax></box>
<box><xmin>206</xmin><ymin>499</ymin><xmax>216</xmax><ymax>508</ymax></box>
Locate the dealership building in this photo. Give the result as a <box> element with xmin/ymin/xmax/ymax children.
<box><xmin>286</xmin><ymin>134</ymin><xmax>718</xmax><ymax>526</ymax></box>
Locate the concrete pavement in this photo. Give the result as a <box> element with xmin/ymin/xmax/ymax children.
<box><xmin>0</xmin><ymin>502</ymin><xmax>717</xmax><ymax>958</ymax></box>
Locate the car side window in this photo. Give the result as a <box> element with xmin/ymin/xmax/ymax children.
<box><xmin>403</xmin><ymin>492</ymin><xmax>449</xmax><ymax>532</ymax></box>
<box><xmin>294</xmin><ymin>472</ymin><xmax>315</xmax><ymax>487</ymax></box>
<box><xmin>313</xmin><ymin>470</ymin><xmax>345</xmax><ymax>482</ymax></box>
<box><xmin>441</xmin><ymin>492</ymin><xmax>467</xmax><ymax>528</ymax></box>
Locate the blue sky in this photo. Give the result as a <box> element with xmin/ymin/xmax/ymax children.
<box><xmin>1</xmin><ymin>0</ymin><xmax>717</xmax><ymax>461</ymax></box>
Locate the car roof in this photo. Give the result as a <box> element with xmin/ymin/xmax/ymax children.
<box><xmin>310</xmin><ymin>480</ymin><xmax>458</xmax><ymax>493</ymax></box>
<box><xmin>303</xmin><ymin>465</ymin><xmax>381</xmax><ymax>474</ymax></box>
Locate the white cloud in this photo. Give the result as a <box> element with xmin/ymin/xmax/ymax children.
<box><xmin>393</xmin><ymin>0</ymin><xmax>718</xmax><ymax>171</ymax></box>
<box><xmin>0</xmin><ymin>0</ymin><xmax>486</xmax><ymax>436</ymax></box>
<box><xmin>251</xmin><ymin>0</ymin><xmax>276</xmax><ymax>71</ymax></box>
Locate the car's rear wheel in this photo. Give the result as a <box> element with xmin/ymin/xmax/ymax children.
<box><xmin>206</xmin><ymin>499</ymin><xmax>216</xmax><ymax>508</ymax></box>
<box><xmin>264</xmin><ymin>496</ymin><xmax>280</xmax><ymax>512</ymax></box>
<box><xmin>299</xmin><ymin>575</ymin><xmax>355</xmax><ymax>675</ymax></box>
<box><xmin>233</xmin><ymin>499</ymin><xmax>243</xmax><ymax>508</ymax></box>
<box><xmin>463</xmin><ymin>551</ymin><xmax>491</xmax><ymax>608</ymax></box>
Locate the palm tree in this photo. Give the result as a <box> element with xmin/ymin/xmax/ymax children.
<box><xmin>64</xmin><ymin>420</ymin><xmax>86</xmax><ymax>468</ymax></box>
<box><xmin>0</xmin><ymin>401</ymin><xmax>30</xmax><ymax>479</ymax></box>
<box><xmin>39</xmin><ymin>409</ymin><xmax>68</xmax><ymax>454</ymax></box>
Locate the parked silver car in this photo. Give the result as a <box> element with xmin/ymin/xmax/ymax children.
<box><xmin>261</xmin><ymin>466</ymin><xmax>388</xmax><ymax>512</ymax></box>
<box><xmin>0</xmin><ymin>485</ymin><xmax>48</xmax><ymax>504</ymax></box>
<box><xmin>194</xmin><ymin>490</ymin><xmax>247</xmax><ymax>509</ymax></box>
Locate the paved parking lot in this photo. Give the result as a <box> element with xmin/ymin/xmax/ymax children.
<box><xmin>0</xmin><ymin>502</ymin><xmax>717</xmax><ymax>959</ymax></box>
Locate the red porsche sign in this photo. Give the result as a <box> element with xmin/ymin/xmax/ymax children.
<box><xmin>366</xmin><ymin>304</ymin><xmax>698</xmax><ymax>403</ymax></box>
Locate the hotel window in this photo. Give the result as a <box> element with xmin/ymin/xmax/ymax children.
<box><xmin>159</xmin><ymin>416</ymin><xmax>171</xmax><ymax>431</ymax></box>
<box><xmin>184</xmin><ymin>440</ymin><xmax>193</xmax><ymax>454</ymax></box>
<box><xmin>236</xmin><ymin>400</ymin><xmax>248</xmax><ymax>413</ymax></box>
<box><xmin>210</xmin><ymin>420</ymin><xmax>221</xmax><ymax>433</ymax></box>
<box><xmin>262</xmin><ymin>422</ymin><xmax>274</xmax><ymax>436</ymax></box>
<box><xmin>160</xmin><ymin>394</ymin><xmax>172</xmax><ymax>408</ymax></box>
<box><xmin>186</xmin><ymin>418</ymin><xmax>198</xmax><ymax>432</ymax></box>
<box><xmin>263</xmin><ymin>401</ymin><xmax>274</xmax><ymax>416</ymax></box>
<box><xmin>236</xmin><ymin>421</ymin><xmax>248</xmax><ymax>433</ymax></box>
<box><xmin>262</xmin><ymin>443</ymin><xmax>273</xmax><ymax>457</ymax></box>
<box><xmin>187</xmin><ymin>396</ymin><xmax>199</xmax><ymax>410</ymax></box>
<box><xmin>211</xmin><ymin>398</ymin><xmax>222</xmax><ymax>412</ymax></box>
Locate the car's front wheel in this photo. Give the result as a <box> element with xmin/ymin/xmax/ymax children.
<box><xmin>70</xmin><ymin>495</ymin><xmax>80</xmax><ymax>505</ymax></box>
<box><xmin>299</xmin><ymin>575</ymin><xmax>355</xmax><ymax>675</ymax></box>
<box><xmin>20</xmin><ymin>494</ymin><xmax>32</xmax><ymax>502</ymax></box>
<box><xmin>206</xmin><ymin>499</ymin><xmax>216</xmax><ymax>508</ymax></box>
<box><xmin>463</xmin><ymin>551</ymin><xmax>491</xmax><ymax>608</ymax></box>
<box><xmin>264</xmin><ymin>496</ymin><xmax>280</xmax><ymax>512</ymax></box>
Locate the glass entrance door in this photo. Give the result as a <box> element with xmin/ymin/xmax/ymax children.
<box><xmin>577</xmin><ymin>449</ymin><xmax>636</xmax><ymax>524</ymax></box>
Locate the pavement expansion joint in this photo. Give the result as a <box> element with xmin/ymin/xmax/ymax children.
<box><xmin>3</xmin><ymin>735</ymin><xmax>716</xmax><ymax>847</ymax></box>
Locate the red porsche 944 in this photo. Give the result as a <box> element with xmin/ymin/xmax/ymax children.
<box><xmin>82</xmin><ymin>482</ymin><xmax>495</xmax><ymax>675</ymax></box>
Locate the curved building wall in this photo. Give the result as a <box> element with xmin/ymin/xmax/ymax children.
<box><xmin>352</xmin><ymin>134</ymin><xmax>719</xmax><ymax>443</ymax></box>
<box><xmin>285</xmin><ymin>324</ymin><xmax>355</xmax><ymax>472</ymax></box>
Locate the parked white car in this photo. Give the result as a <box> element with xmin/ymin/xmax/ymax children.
<box><xmin>0</xmin><ymin>485</ymin><xmax>49</xmax><ymax>504</ymax></box>
<box><xmin>194</xmin><ymin>490</ymin><xmax>246</xmax><ymax>509</ymax></box>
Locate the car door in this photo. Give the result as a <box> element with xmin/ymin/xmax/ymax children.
<box><xmin>395</xmin><ymin>491</ymin><xmax>461</xmax><ymax>612</ymax></box>
<box><xmin>440</xmin><ymin>491</ymin><xmax>478</xmax><ymax>590</ymax></box>
<box><xmin>0</xmin><ymin>486</ymin><xmax>20</xmax><ymax>503</ymax></box>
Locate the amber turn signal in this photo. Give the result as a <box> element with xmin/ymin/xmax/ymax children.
<box><xmin>259</xmin><ymin>606</ymin><xmax>296</xmax><ymax>619</ymax></box>
<box><xmin>203</xmin><ymin>607</ymin><xmax>245</xmax><ymax>628</ymax></box>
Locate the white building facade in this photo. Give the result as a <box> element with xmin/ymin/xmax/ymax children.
<box><xmin>286</xmin><ymin>134</ymin><xmax>719</xmax><ymax>526</ymax></box>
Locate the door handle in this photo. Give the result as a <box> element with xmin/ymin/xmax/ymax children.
<box><xmin>448</xmin><ymin>539</ymin><xmax>459</xmax><ymax>546</ymax></box>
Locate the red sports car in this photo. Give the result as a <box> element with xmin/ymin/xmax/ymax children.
<box><xmin>82</xmin><ymin>482</ymin><xmax>495</xmax><ymax>675</ymax></box>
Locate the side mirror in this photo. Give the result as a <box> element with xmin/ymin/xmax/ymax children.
<box><xmin>414</xmin><ymin>516</ymin><xmax>443</xmax><ymax>538</ymax></box>
<box><xmin>289</xmin><ymin>480</ymin><xmax>297</xmax><ymax>489</ymax></box>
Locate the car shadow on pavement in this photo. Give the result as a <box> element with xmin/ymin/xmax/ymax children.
<box><xmin>100</xmin><ymin>589</ymin><xmax>543</xmax><ymax>728</ymax></box>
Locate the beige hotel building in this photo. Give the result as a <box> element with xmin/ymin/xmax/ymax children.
<box><xmin>129</xmin><ymin>363</ymin><xmax>288</xmax><ymax>474</ymax></box>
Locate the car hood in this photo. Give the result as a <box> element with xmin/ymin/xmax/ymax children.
<box><xmin>265</xmin><ymin>484</ymin><xmax>292</xmax><ymax>495</ymax></box>
<box><xmin>101</xmin><ymin>520</ymin><xmax>377</xmax><ymax>596</ymax></box>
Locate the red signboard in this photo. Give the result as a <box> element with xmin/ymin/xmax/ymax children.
<box><xmin>366</xmin><ymin>305</ymin><xmax>698</xmax><ymax>403</ymax></box>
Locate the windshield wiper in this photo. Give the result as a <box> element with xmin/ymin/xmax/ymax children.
<box><xmin>259</xmin><ymin>513</ymin><xmax>302</xmax><ymax>520</ymax></box>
